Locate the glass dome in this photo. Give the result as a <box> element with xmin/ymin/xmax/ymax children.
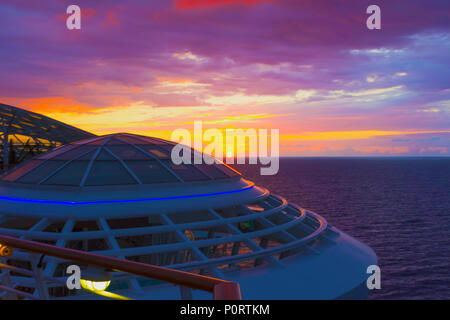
<box><xmin>0</xmin><ymin>133</ymin><xmax>240</xmax><ymax>187</ymax></box>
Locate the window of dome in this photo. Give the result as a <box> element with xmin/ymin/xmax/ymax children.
<box><xmin>1</xmin><ymin>160</ymin><xmax>44</xmax><ymax>182</ymax></box>
<box><xmin>95</xmin><ymin>149</ymin><xmax>116</xmax><ymax>160</ymax></box>
<box><xmin>41</xmin><ymin>161</ymin><xmax>90</xmax><ymax>186</ymax></box>
<box><xmin>84</xmin><ymin>160</ymin><xmax>138</xmax><ymax>186</ymax></box>
<box><xmin>196</xmin><ymin>164</ymin><xmax>229</xmax><ymax>179</ymax></box>
<box><xmin>147</xmin><ymin>148</ymin><xmax>170</xmax><ymax>159</ymax></box>
<box><xmin>51</xmin><ymin>145</ymin><xmax>97</xmax><ymax>160</ymax></box>
<box><xmin>124</xmin><ymin>160</ymin><xmax>179</xmax><ymax>184</ymax></box>
<box><xmin>15</xmin><ymin>160</ymin><xmax>66</xmax><ymax>184</ymax></box>
<box><xmin>165</xmin><ymin>161</ymin><xmax>210</xmax><ymax>181</ymax></box>
<box><xmin>106</xmin><ymin>145</ymin><xmax>151</xmax><ymax>160</ymax></box>
<box><xmin>37</xmin><ymin>144</ymin><xmax>78</xmax><ymax>159</ymax></box>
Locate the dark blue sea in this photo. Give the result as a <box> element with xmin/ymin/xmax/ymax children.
<box><xmin>233</xmin><ymin>157</ymin><xmax>450</xmax><ymax>300</ymax></box>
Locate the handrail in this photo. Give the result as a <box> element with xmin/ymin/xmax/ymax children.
<box><xmin>0</xmin><ymin>234</ymin><xmax>242</xmax><ymax>300</ymax></box>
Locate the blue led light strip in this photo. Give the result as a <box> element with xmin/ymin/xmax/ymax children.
<box><xmin>0</xmin><ymin>186</ymin><xmax>254</xmax><ymax>206</ymax></box>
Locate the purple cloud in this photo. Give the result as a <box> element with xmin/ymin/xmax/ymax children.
<box><xmin>0</xmin><ymin>0</ymin><xmax>449</xmax><ymax>155</ymax></box>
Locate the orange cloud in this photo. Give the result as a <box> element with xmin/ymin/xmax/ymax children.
<box><xmin>0</xmin><ymin>97</ymin><xmax>93</xmax><ymax>114</ymax></box>
<box><xmin>156</xmin><ymin>77</ymin><xmax>194</xmax><ymax>84</ymax></box>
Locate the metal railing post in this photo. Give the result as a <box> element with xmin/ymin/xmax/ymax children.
<box><xmin>29</xmin><ymin>253</ymin><xmax>49</xmax><ymax>300</ymax></box>
<box><xmin>213</xmin><ymin>282</ymin><xmax>242</xmax><ymax>300</ymax></box>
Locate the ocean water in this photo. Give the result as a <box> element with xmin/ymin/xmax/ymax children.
<box><xmin>233</xmin><ymin>157</ymin><xmax>450</xmax><ymax>300</ymax></box>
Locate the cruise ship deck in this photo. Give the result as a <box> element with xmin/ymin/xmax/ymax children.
<box><xmin>0</xmin><ymin>105</ymin><xmax>377</xmax><ymax>300</ymax></box>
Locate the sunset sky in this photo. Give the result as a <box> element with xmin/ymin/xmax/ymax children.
<box><xmin>0</xmin><ymin>0</ymin><xmax>449</xmax><ymax>156</ymax></box>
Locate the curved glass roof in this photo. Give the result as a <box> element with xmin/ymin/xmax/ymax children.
<box><xmin>0</xmin><ymin>133</ymin><xmax>241</xmax><ymax>187</ymax></box>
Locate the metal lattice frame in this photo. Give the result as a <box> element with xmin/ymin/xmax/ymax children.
<box><xmin>0</xmin><ymin>189</ymin><xmax>335</xmax><ymax>299</ymax></box>
<box><xmin>0</xmin><ymin>103</ymin><xmax>95</xmax><ymax>171</ymax></box>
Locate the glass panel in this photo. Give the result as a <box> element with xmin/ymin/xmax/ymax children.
<box><xmin>158</xmin><ymin>144</ymin><xmax>176</xmax><ymax>153</ymax></box>
<box><xmin>165</xmin><ymin>161</ymin><xmax>210</xmax><ymax>181</ymax></box>
<box><xmin>148</xmin><ymin>148</ymin><xmax>169</xmax><ymax>159</ymax></box>
<box><xmin>87</xmin><ymin>137</ymin><xmax>108</xmax><ymax>145</ymax></box>
<box><xmin>154</xmin><ymin>144</ymin><xmax>191</xmax><ymax>161</ymax></box>
<box><xmin>96</xmin><ymin>149</ymin><xmax>116</xmax><ymax>160</ymax></box>
<box><xmin>16</xmin><ymin>160</ymin><xmax>67</xmax><ymax>184</ymax></box>
<box><xmin>135</xmin><ymin>146</ymin><xmax>171</xmax><ymax>159</ymax></box>
<box><xmin>38</xmin><ymin>144</ymin><xmax>78</xmax><ymax>159</ymax></box>
<box><xmin>51</xmin><ymin>145</ymin><xmax>97</xmax><ymax>160</ymax></box>
<box><xmin>217</xmin><ymin>164</ymin><xmax>241</xmax><ymax>177</ymax></box>
<box><xmin>77</xmin><ymin>150</ymin><xmax>96</xmax><ymax>161</ymax></box>
<box><xmin>125</xmin><ymin>161</ymin><xmax>179</xmax><ymax>184</ymax></box>
<box><xmin>116</xmin><ymin>135</ymin><xmax>148</xmax><ymax>145</ymax></box>
<box><xmin>105</xmin><ymin>137</ymin><xmax>127</xmax><ymax>145</ymax></box>
<box><xmin>132</xmin><ymin>136</ymin><xmax>168</xmax><ymax>145</ymax></box>
<box><xmin>201</xmin><ymin>152</ymin><xmax>221</xmax><ymax>164</ymax></box>
<box><xmin>106</xmin><ymin>145</ymin><xmax>150</xmax><ymax>160</ymax></box>
<box><xmin>1</xmin><ymin>160</ymin><xmax>44</xmax><ymax>182</ymax></box>
<box><xmin>196</xmin><ymin>164</ymin><xmax>229</xmax><ymax>179</ymax></box>
<box><xmin>84</xmin><ymin>161</ymin><xmax>137</xmax><ymax>186</ymax></box>
<box><xmin>42</xmin><ymin>161</ymin><xmax>90</xmax><ymax>186</ymax></box>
